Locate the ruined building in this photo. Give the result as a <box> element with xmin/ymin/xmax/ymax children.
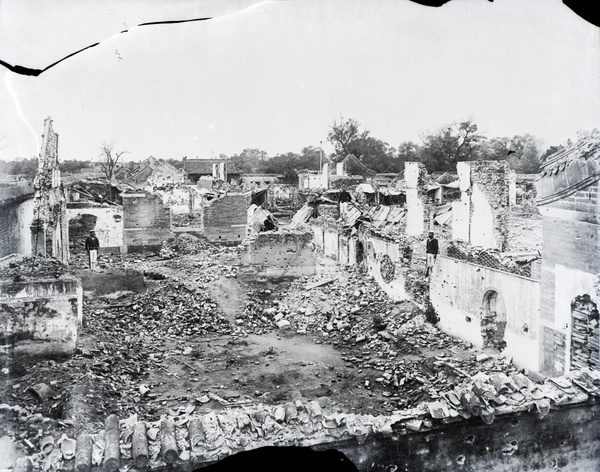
<box><xmin>30</xmin><ymin>117</ymin><xmax>70</xmax><ymax>263</ymax></box>
<box><xmin>537</xmin><ymin>132</ymin><xmax>600</xmax><ymax>376</ymax></box>
<box><xmin>452</xmin><ymin>160</ymin><xmax>512</xmax><ymax>250</ymax></box>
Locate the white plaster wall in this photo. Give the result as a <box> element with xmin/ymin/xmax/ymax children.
<box><xmin>457</xmin><ymin>161</ymin><xmax>471</xmax><ymax>192</ymax></box>
<box><xmin>323</xmin><ymin>229</ymin><xmax>339</xmax><ymax>259</ymax></box>
<box><xmin>553</xmin><ymin>265</ymin><xmax>600</xmax><ymax>373</ymax></box>
<box><xmin>348</xmin><ymin>237</ymin><xmax>357</xmax><ymax>265</ymax></box>
<box><xmin>159</xmin><ymin>187</ymin><xmax>193</xmax><ymax>215</ymax></box>
<box><xmin>405</xmin><ymin>162</ymin><xmax>420</xmax><ymax>188</ymax></box>
<box><xmin>365</xmin><ymin>235</ymin><xmax>408</xmax><ymax>302</ymax></box>
<box><xmin>67</xmin><ymin>207</ymin><xmax>124</xmax><ymax>248</ymax></box>
<box><xmin>16</xmin><ymin>198</ymin><xmax>34</xmax><ymax>256</ymax></box>
<box><xmin>508</xmin><ymin>171</ymin><xmax>517</xmax><ymax>206</ymax></box>
<box><xmin>430</xmin><ymin>256</ymin><xmax>541</xmax><ymax>372</ymax></box>
<box><xmin>470</xmin><ymin>183</ymin><xmax>495</xmax><ymax>248</ymax></box>
<box><xmin>338</xmin><ymin>237</ymin><xmax>349</xmax><ymax>265</ymax></box>
<box><xmin>406</xmin><ymin>188</ymin><xmax>424</xmax><ymax>237</ymax></box>
<box><xmin>311</xmin><ymin>226</ymin><xmax>324</xmax><ymax>250</ymax></box>
<box><xmin>307</xmin><ymin>174</ymin><xmax>327</xmax><ymax>189</ymax></box>
<box><xmin>452</xmin><ymin>195</ymin><xmax>470</xmax><ymax>242</ymax></box>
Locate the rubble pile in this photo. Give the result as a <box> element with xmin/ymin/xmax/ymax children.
<box><xmin>425</xmin><ymin>367</ymin><xmax>599</xmax><ymax>426</ymax></box>
<box><xmin>86</xmin><ymin>280</ymin><xmax>232</xmax><ymax>340</ymax></box>
<box><xmin>229</xmin><ymin>266</ymin><xmax>506</xmax><ymax>408</ymax></box>
<box><xmin>0</xmin><ymin>256</ymin><xmax>69</xmax><ymax>281</ymax></box>
<box><xmin>159</xmin><ymin>234</ymin><xmax>212</xmax><ymax>259</ymax></box>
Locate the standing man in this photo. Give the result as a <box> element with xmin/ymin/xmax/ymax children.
<box><xmin>425</xmin><ymin>231</ymin><xmax>438</xmax><ymax>277</ymax></box>
<box><xmin>85</xmin><ymin>230</ymin><xmax>100</xmax><ymax>270</ymax></box>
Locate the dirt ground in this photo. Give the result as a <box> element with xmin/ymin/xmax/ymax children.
<box><xmin>1</xmin><ymin>241</ymin><xmax>508</xmax><ymax>450</ymax></box>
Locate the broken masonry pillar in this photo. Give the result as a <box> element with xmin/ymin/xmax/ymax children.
<box><xmin>132</xmin><ymin>422</ymin><xmax>150</xmax><ymax>468</ymax></box>
<box><xmin>75</xmin><ymin>433</ymin><xmax>92</xmax><ymax>472</ymax></box>
<box><xmin>103</xmin><ymin>414</ymin><xmax>120</xmax><ymax>472</ymax></box>
<box><xmin>160</xmin><ymin>417</ymin><xmax>178</xmax><ymax>464</ymax></box>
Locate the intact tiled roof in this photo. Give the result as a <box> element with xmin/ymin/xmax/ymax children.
<box><xmin>0</xmin><ymin>184</ymin><xmax>34</xmax><ymax>204</ymax></box>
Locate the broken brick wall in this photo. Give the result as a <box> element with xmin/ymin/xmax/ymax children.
<box><xmin>202</xmin><ymin>194</ymin><xmax>247</xmax><ymax>243</ymax></box>
<box><xmin>0</xmin><ymin>195</ymin><xmax>34</xmax><ymax>258</ymax></box>
<box><xmin>452</xmin><ymin>161</ymin><xmax>510</xmax><ymax>250</ymax></box>
<box><xmin>122</xmin><ymin>192</ymin><xmax>171</xmax><ymax>251</ymax></box>
<box><xmin>239</xmin><ymin>232</ymin><xmax>316</xmax><ymax>278</ymax></box>
<box><xmin>30</xmin><ymin>118</ymin><xmax>70</xmax><ymax>263</ymax></box>
<box><xmin>67</xmin><ymin>206</ymin><xmax>123</xmax><ymax>252</ymax></box>
<box><xmin>0</xmin><ymin>276</ymin><xmax>82</xmax><ymax>358</ymax></box>
<box><xmin>538</xmin><ymin>180</ymin><xmax>600</xmax><ymax>376</ymax></box>
<box><xmin>430</xmin><ymin>256</ymin><xmax>541</xmax><ymax>372</ymax></box>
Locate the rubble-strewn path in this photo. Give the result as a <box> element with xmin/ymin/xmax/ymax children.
<box><xmin>3</xmin><ymin>241</ymin><xmax>598</xmax><ymax>470</ymax></box>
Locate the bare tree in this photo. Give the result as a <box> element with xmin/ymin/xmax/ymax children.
<box><xmin>100</xmin><ymin>142</ymin><xmax>128</xmax><ymax>201</ymax></box>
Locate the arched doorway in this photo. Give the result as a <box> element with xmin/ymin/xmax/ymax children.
<box><xmin>481</xmin><ymin>290</ymin><xmax>507</xmax><ymax>350</ymax></box>
<box><xmin>68</xmin><ymin>214</ymin><xmax>98</xmax><ymax>252</ymax></box>
<box><xmin>570</xmin><ymin>295</ymin><xmax>599</xmax><ymax>371</ymax></box>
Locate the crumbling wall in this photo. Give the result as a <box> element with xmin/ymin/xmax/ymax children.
<box><xmin>0</xmin><ymin>276</ymin><xmax>82</xmax><ymax>358</ymax></box>
<box><xmin>538</xmin><ymin>196</ymin><xmax>600</xmax><ymax>376</ymax></box>
<box><xmin>452</xmin><ymin>161</ymin><xmax>510</xmax><ymax>250</ymax></box>
<box><xmin>430</xmin><ymin>256</ymin><xmax>541</xmax><ymax>372</ymax></box>
<box><xmin>0</xmin><ymin>195</ymin><xmax>34</xmax><ymax>258</ymax></box>
<box><xmin>67</xmin><ymin>206</ymin><xmax>123</xmax><ymax>251</ymax></box>
<box><xmin>122</xmin><ymin>192</ymin><xmax>171</xmax><ymax>251</ymax></box>
<box><xmin>30</xmin><ymin>118</ymin><xmax>69</xmax><ymax>262</ymax></box>
<box><xmin>202</xmin><ymin>194</ymin><xmax>247</xmax><ymax>242</ymax></box>
<box><xmin>239</xmin><ymin>232</ymin><xmax>316</xmax><ymax>278</ymax></box>
<box><xmin>405</xmin><ymin>162</ymin><xmax>427</xmax><ymax>237</ymax></box>
<box><xmin>360</xmin><ymin>231</ymin><xmax>409</xmax><ymax>302</ymax></box>
<box><xmin>351</xmin><ymin>403</ymin><xmax>600</xmax><ymax>472</ymax></box>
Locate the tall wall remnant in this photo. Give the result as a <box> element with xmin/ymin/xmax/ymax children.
<box><xmin>30</xmin><ymin>117</ymin><xmax>70</xmax><ymax>263</ymax></box>
<box><xmin>405</xmin><ymin>162</ymin><xmax>428</xmax><ymax>237</ymax></box>
<box><xmin>0</xmin><ymin>185</ymin><xmax>35</xmax><ymax>258</ymax></box>
<box><xmin>122</xmin><ymin>192</ymin><xmax>172</xmax><ymax>251</ymax></box>
<box><xmin>537</xmin><ymin>131</ymin><xmax>600</xmax><ymax>376</ymax></box>
<box><xmin>452</xmin><ymin>161</ymin><xmax>510</xmax><ymax>250</ymax></box>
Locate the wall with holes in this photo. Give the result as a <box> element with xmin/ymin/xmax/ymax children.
<box><xmin>360</xmin><ymin>232</ymin><xmax>408</xmax><ymax>302</ymax></box>
<box><xmin>430</xmin><ymin>256</ymin><xmax>541</xmax><ymax>372</ymax></box>
<box><xmin>349</xmin><ymin>403</ymin><xmax>600</xmax><ymax>471</ymax></box>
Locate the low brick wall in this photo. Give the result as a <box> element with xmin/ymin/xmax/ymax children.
<box><xmin>0</xmin><ymin>276</ymin><xmax>82</xmax><ymax>358</ymax></box>
<box><xmin>202</xmin><ymin>194</ymin><xmax>247</xmax><ymax>243</ymax></box>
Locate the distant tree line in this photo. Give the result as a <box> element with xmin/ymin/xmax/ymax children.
<box><xmin>1</xmin><ymin>116</ymin><xmax>566</xmax><ymax>184</ymax></box>
<box><xmin>207</xmin><ymin>117</ymin><xmax>560</xmax><ymax>183</ymax></box>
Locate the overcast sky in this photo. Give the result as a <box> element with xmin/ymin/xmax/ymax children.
<box><xmin>0</xmin><ymin>0</ymin><xmax>598</xmax><ymax>162</ymax></box>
